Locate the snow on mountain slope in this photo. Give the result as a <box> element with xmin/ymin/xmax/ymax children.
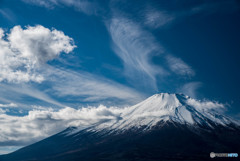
<box><xmin>2</xmin><ymin>93</ymin><xmax>240</xmax><ymax>161</ymax></box>
<box><xmin>66</xmin><ymin>93</ymin><xmax>239</xmax><ymax>135</ymax></box>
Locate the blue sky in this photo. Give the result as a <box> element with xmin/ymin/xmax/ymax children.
<box><xmin>0</xmin><ymin>0</ymin><xmax>239</xmax><ymax>154</ymax></box>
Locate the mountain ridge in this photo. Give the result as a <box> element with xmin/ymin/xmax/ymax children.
<box><xmin>75</xmin><ymin>93</ymin><xmax>238</xmax><ymax>134</ymax></box>
<box><xmin>0</xmin><ymin>93</ymin><xmax>239</xmax><ymax>161</ymax></box>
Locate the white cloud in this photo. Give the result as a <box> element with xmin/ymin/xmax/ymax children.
<box><xmin>186</xmin><ymin>98</ymin><xmax>225</xmax><ymax>111</ymax></box>
<box><xmin>0</xmin><ymin>25</ymin><xmax>76</xmax><ymax>83</ymax></box>
<box><xmin>0</xmin><ymin>103</ymin><xmax>18</xmax><ymax>108</ymax></box>
<box><xmin>0</xmin><ymin>105</ymin><xmax>123</xmax><ymax>146</ymax></box>
<box><xmin>9</xmin><ymin>25</ymin><xmax>75</xmax><ymax>64</ymax></box>
<box><xmin>166</xmin><ymin>55</ymin><xmax>195</xmax><ymax>76</ymax></box>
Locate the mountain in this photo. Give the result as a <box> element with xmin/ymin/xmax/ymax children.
<box><xmin>1</xmin><ymin>93</ymin><xmax>240</xmax><ymax>161</ymax></box>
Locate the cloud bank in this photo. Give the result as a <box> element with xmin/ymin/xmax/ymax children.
<box><xmin>0</xmin><ymin>25</ymin><xmax>76</xmax><ymax>83</ymax></box>
<box><xmin>0</xmin><ymin>105</ymin><xmax>122</xmax><ymax>146</ymax></box>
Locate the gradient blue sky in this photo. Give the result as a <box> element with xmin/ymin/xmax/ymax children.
<box><xmin>0</xmin><ymin>0</ymin><xmax>239</xmax><ymax>154</ymax></box>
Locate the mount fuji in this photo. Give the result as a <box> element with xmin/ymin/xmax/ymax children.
<box><xmin>1</xmin><ymin>93</ymin><xmax>240</xmax><ymax>161</ymax></box>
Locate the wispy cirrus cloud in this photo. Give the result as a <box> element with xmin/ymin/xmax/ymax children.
<box><xmin>189</xmin><ymin>0</ymin><xmax>240</xmax><ymax>16</ymax></box>
<box><xmin>144</xmin><ymin>9</ymin><xmax>174</xmax><ymax>29</ymax></box>
<box><xmin>0</xmin><ymin>8</ymin><xmax>16</xmax><ymax>23</ymax></box>
<box><xmin>44</xmin><ymin>66</ymin><xmax>145</xmax><ymax>105</ymax></box>
<box><xmin>143</xmin><ymin>0</ymin><xmax>240</xmax><ymax>30</ymax></box>
<box><xmin>0</xmin><ymin>83</ymin><xmax>64</xmax><ymax>108</ymax></box>
<box><xmin>107</xmin><ymin>14</ymin><xmax>195</xmax><ymax>91</ymax></box>
<box><xmin>0</xmin><ymin>67</ymin><xmax>144</xmax><ymax>108</ymax></box>
<box><xmin>22</xmin><ymin>0</ymin><xmax>99</xmax><ymax>15</ymax></box>
<box><xmin>177</xmin><ymin>82</ymin><xmax>202</xmax><ymax>98</ymax></box>
<box><xmin>108</xmin><ymin>17</ymin><xmax>166</xmax><ymax>91</ymax></box>
<box><xmin>166</xmin><ymin>55</ymin><xmax>195</xmax><ymax>77</ymax></box>
<box><xmin>22</xmin><ymin>0</ymin><xmax>197</xmax><ymax>94</ymax></box>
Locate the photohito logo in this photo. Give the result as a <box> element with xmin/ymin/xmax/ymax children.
<box><xmin>210</xmin><ymin>152</ymin><xmax>238</xmax><ymax>158</ymax></box>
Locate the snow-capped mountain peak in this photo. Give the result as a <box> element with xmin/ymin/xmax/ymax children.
<box><xmin>93</xmin><ymin>93</ymin><xmax>237</xmax><ymax>131</ymax></box>
<box><xmin>5</xmin><ymin>94</ymin><xmax>240</xmax><ymax>161</ymax></box>
<box><xmin>122</xmin><ymin>93</ymin><xmax>184</xmax><ymax>118</ymax></box>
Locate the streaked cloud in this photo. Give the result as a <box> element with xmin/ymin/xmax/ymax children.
<box><xmin>0</xmin><ymin>83</ymin><xmax>64</xmax><ymax>108</ymax></box>
<box><xmin>177</xmin><ymin>82</ymin><xmax>202</xmax><ymax>98</ymax></box>
<box><xmin>166</xmin><ymin>55</ymin><xmax>195</xmax><ymax>76</ymax></box>
<box><xmin>22</xmin><ymin>0</ymin><xmax>60</xmax><ymax>8</ymax></box>
<box><xmin>108</xmin><ymin>17</ymin><xmax>166</xmax><ymax>91</ymax></box>
<box><xmin>144</xmin><ymin>9</ymin><xmax>174</xmax><ymax>28</ymax></box>
<box><xmin>22</xmin><ymin>0</ymin><xmax>99</xmax><ymax>15</ymax></box>
<box><xmin>108</xmin><ymin>15</ymin><xmax>195</xmax><ymax>91</ymax></box>
<box><xmin>189</xmin><ymin>0</ymin><xmax>240</xmax><ymax>16</ymax></box>
<box><xmin>0</xmin><ymin>66</ymin><xmax>145</xmax><ymax>108</ymax></box>
<box><xmin>0</xmin><ymin>9</ymin><xmax>16</xmax><ymax>23</ymax></box>
<box><xmin>44</xmin><ymin>66</ymin><xmax>145</xmax><ymax>104</ymax></box>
